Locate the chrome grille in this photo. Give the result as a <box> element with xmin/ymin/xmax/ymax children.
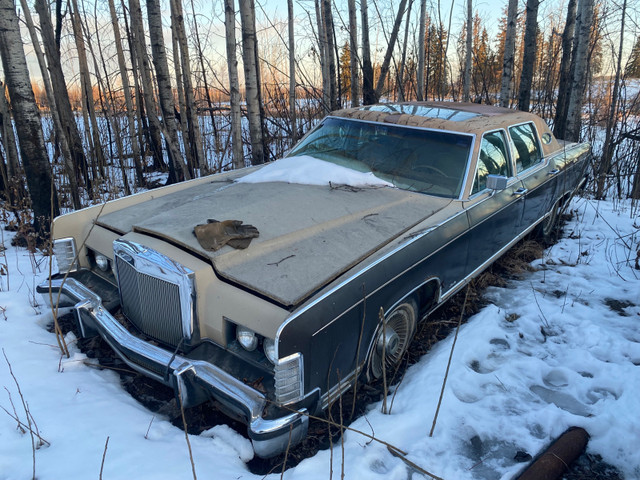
<box><xmin>113</xmin><ymin>240</ymin><xmax>195</xmax><ymax>348</ymax></box>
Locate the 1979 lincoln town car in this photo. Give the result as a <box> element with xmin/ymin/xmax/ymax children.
<box><xmin>38</xmin><ymin>102</ymin><xmax>590</xmax><ymax>458</ymax></box>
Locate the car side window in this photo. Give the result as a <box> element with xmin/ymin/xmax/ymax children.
<box><xmin>509</xmin><ymin>123</ymin><xmax>542</xmax><ymax>173</ymax></box>
<box><xmin>472</xmin><ymin>130</ymin><xmax>511</xmax><ymax>195</ymax></box>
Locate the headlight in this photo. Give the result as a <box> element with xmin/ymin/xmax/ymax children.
<box><xmin>95</xmin><ymin>254</ymin><xmax>110</xmax><ymax>272</ymax></box>
<box><xmin>263</xmin><ymin>338</ymin><xmax>277</xmax><ymax>364</ymax></box>
<box><xmin>236</xmin><ymin>326</ymin><xmax>258</xmax><ymax>351</ymax></box>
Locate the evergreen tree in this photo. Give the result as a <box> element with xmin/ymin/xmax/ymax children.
<box><xmin>626</xmin><ymin>35</ymin><xmax>640</xmax><ymax>78</ymax></box>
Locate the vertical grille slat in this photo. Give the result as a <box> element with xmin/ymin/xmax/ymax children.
<box><xmin>114</xmin><ymin>244</ymin><xmax>193</xmax><ymax>347</ymax></box>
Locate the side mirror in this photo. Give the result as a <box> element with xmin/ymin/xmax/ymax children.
<box><xmin>486</xmin><ymin>174</ymin><xmax>508</xmax><ymax>191</ymax></box>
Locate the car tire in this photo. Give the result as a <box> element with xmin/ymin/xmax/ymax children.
<box><xmin>539</xmin><ymin>200</ymin><xmax>562</xmax><ymax>242</ymax></box>
<box><xmin>367</xmin><ymin>300</ymin><xmax>417</xmax><ymax>380</ymax></box>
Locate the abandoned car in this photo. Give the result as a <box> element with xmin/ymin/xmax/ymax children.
<box><xmin>39</xmin><ymin>102</ymin><xmax>590</xmax><ymax>458</ymax></box>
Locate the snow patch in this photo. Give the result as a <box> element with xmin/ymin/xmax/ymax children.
<box><xmin>236</xmin><ymin>155</ymin><xmax>393</xmax><ymax>187</ymax></box>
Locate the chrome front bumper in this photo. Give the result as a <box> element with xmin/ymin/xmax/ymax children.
<box><xmin>38</xmin><ymin>277</ymin><xmax>308</xmax><ymax>458</ymax></box>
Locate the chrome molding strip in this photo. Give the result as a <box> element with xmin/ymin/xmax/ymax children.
<box><xmin>439</xmin><ymin>215</ymin><xmax>545</xmax><ymax>303</ymax></box>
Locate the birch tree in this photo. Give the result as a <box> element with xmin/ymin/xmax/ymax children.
<box><xmin>108</xmin><ymin>0</ymin><xmax>145</xmax><ymax>187</ymax></box>
<box><xmin>288</xmin><ymin>0</ymin><xmax>297</xmax><ymax>141</ymax></box>
<box><xmin>361</xmin><ymin>0</ymin><xmax>376</xmax><ymax>105</ymax></box>
<box><xmin>347</xmin><ymin>0</ymin><xmax>359</xmax><ymax>106</ymax></box>
<box><xmin>34</xmin><ymin>0</ymin><xmax>89</xmax><ymax>193</ymax></box>
<box><xmin>462</xmin><ymin>0</ymin><xmax>472</xmax><ymax>102</ymax></box>
<box><xmin>565</xmin><ymin>0</ymin><xmax>595</xmax><ymax>142</ymax></box>
<box><xmin>127</xmin><ymin>0</ymin><xmax>165</xmax><ymax>172</ymax></box>
<box><xmin>146</xmin><ymin>0</ymin><xmax>190</xmax><ymax>182</ymax></box>
<box><xmin>553</xmin><ymin>0</ymin><xmax>577</xmax><ymax>139</ymax></box>
<box><xmin>170</xmin><ymin>0</ymin><xmax>207</xmax><ymax>174</ymax></box>
<box><xmin>239</xmin><ymin>0</ymin><xmax>266</xmax><ymax>164</ymax></box>
<box><xmin>499</xmin><ymin>0</ymin><xmax>518</xmax><ymax>107</ymax></box>
<box><xmin>0</xmin><ymin>0</ymin><xmax>58</xmax><ymax>232</ymax></box>
<box><xmin>596</xmin><ymin>0</ymin><xmax>626</xmax><ymax>198</ymax></box>
<box><xmin>416</xmin><ymin>0</ymin><xmax>427</xmax><ymax>101</ymax></box>
<box><xmin>224</xmin><ymin>0</ymin><xmax>245</xmax><ymax>169</ymax></box>
<box><xmin>373</xmin><ymin>0</ymin><xmax>409</xmax><ymax>100</ymax></box>
<box><xmin>517</xmin><ymin>0</ymin><xmax>540</xmax><ymax>111</ymax></box>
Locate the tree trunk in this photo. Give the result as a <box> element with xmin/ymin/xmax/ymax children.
<box><xmin>190</xmin><ymin>0</ymin><xmax>220</xmax><ymax>157</ymax></box>
<box><xmin>170</xmin><ymin>0</ymin><xmax>207</xmax><ymax>175</ymax></box>
<box><xmin>127</xmin><ymin>0</ymin><xmax>165</xmax><ymax>172</ymax></box>
<box><xmin>238</xmin><ymin>0</ymin><xmax>265</xmax><ymax>165</ymax></box>
<box><xmin>517</xmin><ymin>0</ymin><xmax>540</xmax><ymax>112</ymax></box>
<box><xmin>70</xmin><ymin>0</ymin><xmax>107</xmax><ymax>179</ymax></box>
<box><xmin>169</xmin><ymin>3</ymin><xmax>193</xmax><ymax>176</ymax></box>
<box><xmin>84</xmin><ymin>0</ymin><xmax>132</xmax><ymax>196</ymax></box>
<box><xmin>565</xmin><ymin>0</ymin><xmax>594</xmax><ymax>142</ymax></box>
<box><xmin>396</xmin><ymin>0</ymin><xmax>413</xmax><ymax>101</ymax></box>
<box><xmin>34</xmin><ymin>0</ymin><xmax>89</xmax><ymax>195</ymax></box>
<box><xmin>108</xmin><ymin>0</ymin><xmax>145</xmax><ymax>187</ymax></box>
<box><xmin>596</xmin><ymin>0</ymin><xmax>626</xmax><ymax>198</ymax></box>
<box><xmin>145</xmin><ymin>0</ymin><xmax>190</xmax><ymax>182</ymax></box>
<box><xmin>361</xmin><ymin>0</ymin><xmax>376</xmax><ymax>105</ymax></box>
<box><xmin>287</xmin><ymin>0</ymin><xmax>297</xmax><ymax>142</ymax></box>
<box><xmin>499</xmin><ymin>0</ymin><xmax>518</xmax><ymax>107</ymax></box>
<box><xmin>0</xmin><ymin>0</ymin><xmax>58</xmax><ymax>231</ymax></box>
<box><xmin>0</xmin><ymin>82</ymin><xmax>20</xmax><ymax>177</ymax></box>
<box><xmin>462</xmin><ymin>0</ymin><xmax>472</xmax><ymax>102</ymax></box>
<box><xmin>224</xmin><ymin>0</ymin><xmax>245</xmax><ymax>170</ymax></box>
<box><xmin>374</xmin><ymin>0</ymin><xmax>409</xmax><ymax>100</ymax></box>
<box><xmin>321</xmin><ymin>0</ymin><xmax>338</xmax><ymax>110</ymax></box>
<box><xmin>347</xmin><ymin>0</ymin><xmax>359</xmax><ymax>107</ymax></box>
<box><xmin>553</xmin><ymin>0</ymin><xmax>577</xmax><ymax>139</ymax></box>
<box><xmin>315</xmin><ymin>0</ymin><xmax>330</xmax><ymax>113</ymax></box>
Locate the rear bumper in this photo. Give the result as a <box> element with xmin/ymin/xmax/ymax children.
<box><xmin>37</xmin><ymin>276</ymin><xmax>308</xmax><ymax>458</ymax></box>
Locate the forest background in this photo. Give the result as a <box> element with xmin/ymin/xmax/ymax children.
<box><xmin>0</xmin><ymin>0</ymin><xmax>638</xmax><ymax>240</ymax></box>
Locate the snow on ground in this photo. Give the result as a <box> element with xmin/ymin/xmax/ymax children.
<box><xmin>1</xmin><ymin>196</ymin><xmax>639</xmax><ymax>480</ymax></box>
<box><xmin>237</xmin><ymin>155</ymin><xmax>394</xmax><ymax>187</ymax></box>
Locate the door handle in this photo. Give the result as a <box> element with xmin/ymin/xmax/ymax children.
<box><xmin>548</xmin><ymin>169</ymin><xmax>560</xmax><ymax>176</ymax></box>
<box><xmin>512</xmin><ymin>188</ymin><xmax>528</xmax><ymax>197</ymax></box>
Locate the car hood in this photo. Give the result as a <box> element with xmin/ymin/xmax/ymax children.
<box><xmin>97</xmin><ymin>179</ymin><xmax>453</xmax><ymax>307</ymax></box>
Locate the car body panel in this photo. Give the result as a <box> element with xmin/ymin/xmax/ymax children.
<box><xmin>40</xmin><ymin>101</ymin><xmax>590</xmax><ymax>457</ymax></box>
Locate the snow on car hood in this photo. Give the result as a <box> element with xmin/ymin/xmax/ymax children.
<box><xmin>237</xmin><ymin>155</ymin><xmax>394</xmax><ymax>188</ymax></box>
<box><xmin>97</xmin><ymin>176</ymin><xmax>455</xmax><ymax>307</ymax></box>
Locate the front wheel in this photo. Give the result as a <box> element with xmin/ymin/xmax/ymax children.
<box><xmin>368</xmin><ymin>301</ymin><xmax>417</xmax><ymax>380</ymax></box>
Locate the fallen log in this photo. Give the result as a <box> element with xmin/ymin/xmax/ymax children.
<box><xmin>515</xmin><ymin>427</ymin><xmax>590</xmax><ymax>480</ymax></box>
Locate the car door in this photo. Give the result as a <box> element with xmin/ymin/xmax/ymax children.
<box><xmin>510</xmin><ymin>122</ymin><xmax>558</xmax><ymax>230</ymax></box>
<box><xmin>465</xmin><ymin>129</ymin><xmax>526</xmax><ymax>275</ymax></box>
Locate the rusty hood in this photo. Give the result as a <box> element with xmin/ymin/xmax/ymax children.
<box><xmin>97</xmin><ymin>179</ymin><xmax>453</xmax><ymax>307</ymax></box>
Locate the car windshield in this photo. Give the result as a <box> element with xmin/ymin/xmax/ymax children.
<box><xmin>288</xmin><ymin>117</ymin><xmax>473</xmax><ymax>198</ymax></box>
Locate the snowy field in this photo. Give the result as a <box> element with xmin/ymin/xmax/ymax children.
<box><xmin>1</xmin><ymin>195</ymin><xmax>639</xmax><ymax>480</ymax></box>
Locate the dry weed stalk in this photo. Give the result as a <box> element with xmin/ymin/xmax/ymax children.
<box><xmin>3</xmin><ymin>348</ymin><xmax>39</xmax><ymax>479</ymax></box>
<box><xmin>429</xmin><ymin>285</ymin><xmax>470</xmax><ymax>438</ymax></box>
<box><xmin>177</xmin><ymin>381</ymin><xmax>197</xmax><ymax>480</ymax></box>
<box><xmin>99</xmin><ymin>436</ymin><xmax>109</xmax><ymax>480</ymax></box>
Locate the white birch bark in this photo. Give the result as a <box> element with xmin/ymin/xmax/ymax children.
<box><xmin>0</xmin><ymin>0</ymin><xmax>58</xmax><ymax>227</ymax></box>
<box><xmin>239</xmin><ymin>0</ymin><xmax>265</xmax><ymax>165</ymax></box>
<box><xmin>566</xmin><ymin>0</ymin><xmax>594</xmax><ymax>142</ymax></box>
<box><xmin>224</xmin><ymin>0</ymin><xmax>245</xmax><ymax>169</ymax></box>
<box><xmin>463</xmin><ymin>0</ymin><xmax>473</xmax><ymax>102</ymax></box>
<box><xmin>499</xmin><ymin>0</ymin><xmax>518</xmax><ymax>107</ymax></box>
<box><xmin>287</xmin><ymin>0</ymin><xmax>297</xmax><ymax>142</ymax></box>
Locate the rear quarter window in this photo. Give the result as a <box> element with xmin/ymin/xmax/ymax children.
<box><xmin>509</xmin><ymin>123</ymin><xmax>542</xmax><ymax>174</ymax></box>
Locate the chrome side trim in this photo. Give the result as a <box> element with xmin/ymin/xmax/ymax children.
<box><xmin>439</xmin><ymin>215</ymin><xmax>544</xmax><ymax>303</ymax></box>
<box><xmin>319</xmin><ymin>369</ymin><xmax>359</xmax><ymax>410</ymax></box>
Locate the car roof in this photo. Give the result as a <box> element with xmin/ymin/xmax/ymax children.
<box><xmin>330</xmin><ymin>101</ymin><xmax>561</xmax><ymax>156</ymax></box>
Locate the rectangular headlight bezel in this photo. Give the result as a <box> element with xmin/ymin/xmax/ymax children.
<box><xmin>53</xmin><ymin>237</ymin><xmax>78</xmax><ymax>274</ymax></box>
